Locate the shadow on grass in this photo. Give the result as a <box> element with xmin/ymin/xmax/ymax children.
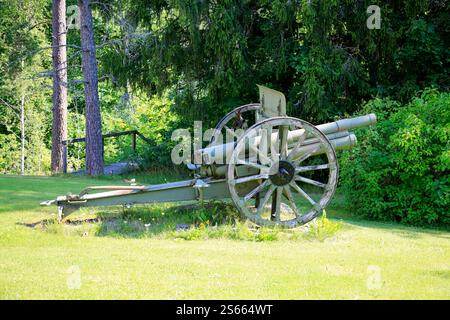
<box><xmin>19</xmin><ymin>201</ymin><xmax>243</xmax><ymax>238</ymax></box>
<box><xmin>15</xmin><ymin>185</ymin><xmax>450</xmax><ymax>240</ymax></box>
<box><xmin>18</xmin><ymin>197</ymin><xmax>449</xmax><ymax>242</ymax></box>
<box><xmin>19</xmin><ymin>197</ymin><xmax>450</xmax><ymax>242</ymax></box>
<box><xmin>20</xmin><ymin>201</ymin><xmax>344</xmax><ymax>242</ymax></box>
<box><xmin>325</xmin><ymin>191</ymin><xmax>450</xmax><ymax>239</ymax></box>
<box><xmin>326</xmin><ymin>209</ymin><xmax>450</xmax><ymax>240</ymax></box>
<box><xmin>17</xmin><ymin>219</ymin><xmax>56</xmax><ymax>228</ymax></box>
<box><xmin>427</xmin><ymin>270</ymin><xmax>450</xmax><ymax>280</ymax></box>
<box><xmin>93</xmin><ymin>202</ymin><xmax>256</xmax><ymax>240</ymax></box>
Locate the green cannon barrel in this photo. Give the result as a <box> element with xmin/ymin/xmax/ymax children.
<box><xmin>201</xmin><ymin>132</ymin><xmax>357</xmax><ymax>178</ymax></box>
<box><xmin>316</xmin><ymin>113</ymin><xmax>376</xmax><ymax>135</ymax></box>
<box><xmin>196</xmin><ymin>113</ymin><xmax>376</xmax><ymax>165</ymax></box>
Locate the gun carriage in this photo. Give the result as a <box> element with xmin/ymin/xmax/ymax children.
<box><xmin>41</xmin><ymin>86</ymin><xmax>376</xmax><ymax>228</ymax></box>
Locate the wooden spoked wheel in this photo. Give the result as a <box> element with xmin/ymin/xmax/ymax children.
<box><xmin>227</xmin><ymin>117</ymin><xmax>338</xmax><ymax>228</ymax></box>
<box><xmin>209</xmin><ymin>103</ymin><xmax>261</xmax><ymax>146</ymax></box>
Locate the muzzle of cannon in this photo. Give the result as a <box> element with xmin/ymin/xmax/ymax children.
<box><xmin>41</xmin><ymin>85</ymin><xmax>377</xmax><ymax>229</ymax></box>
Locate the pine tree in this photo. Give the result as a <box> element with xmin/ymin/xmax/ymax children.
<box><xmin>51</xmin><ymin>0</ymin><xmax>68</xmax><ymax>173</ymax></box>
<box><xmin>79</xmin><ymin>0</ymin><xmax>104</xmax><ymax>176</ymax></box>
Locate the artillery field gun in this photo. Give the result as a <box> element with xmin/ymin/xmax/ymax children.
<box><xmin>41</xmin><ymin>86</ymin><xmax>376</xmax><ymax>228</ymax></box>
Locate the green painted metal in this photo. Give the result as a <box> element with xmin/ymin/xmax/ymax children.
<box><xmin>41</xmin><ymin>85</ymin><xmax>377</xmax><ymax>226</ymax></box>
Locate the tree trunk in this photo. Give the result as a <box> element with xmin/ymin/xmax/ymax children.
<box><xmin>51</xmin><ymin>0</ymin><xmax>68</xmax><ymax>173</ymax></box>
<box><xmin>79</xmin><ymin>0</ymin><xmax>104</xmax><ymax>176</ymax></box>
<box><xmin>20</xmin><ymin>93</ymin><xmax>25</xmax><ymax>175</ymax></box>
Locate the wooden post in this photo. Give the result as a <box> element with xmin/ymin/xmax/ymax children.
<box><xmin>132</xmin><ymin>131</ymin><xmax>137</xmax><ymax>153</ymax></box>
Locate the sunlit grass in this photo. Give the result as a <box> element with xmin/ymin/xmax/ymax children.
<box><xmin>0</xmin><ymin>174</ymin><xmax>449</xmax><ymax>299</ymax></box>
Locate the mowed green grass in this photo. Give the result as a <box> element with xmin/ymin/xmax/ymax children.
<box><xmin>0</xmin><ymin>174</ymin><xmax>449</xmax><ymax>299</ymax></box>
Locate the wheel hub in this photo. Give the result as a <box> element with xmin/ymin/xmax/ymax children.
<box><xmin>269</xmin><ymin>160</ymin><xmax>295</xmax><ymax>186</ymax></box>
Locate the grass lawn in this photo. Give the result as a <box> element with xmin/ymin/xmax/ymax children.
<box><xmin>0</xmin><ymin>174</ymin><xmax>449</xmax><ymax>299</ymax></box>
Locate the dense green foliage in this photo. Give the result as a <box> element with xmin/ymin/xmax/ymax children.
<box><xmin>0</xmin><ymin>0</ymin><xmax>52</xmax><ymax>174</ymax></box>
<box><xmin>340</xmin><ymin>90</ymin><xmax>449</xmax><ymax>226</ymax></box>
<box><xmin>102</xmin><ymin>0</ymin><xmax>449</xmax><ymax>122</ymax></box>
<box><xmin>0</xmin><ymin>0</ymin><xmax>448</xmax><ymax>225</ymax></box>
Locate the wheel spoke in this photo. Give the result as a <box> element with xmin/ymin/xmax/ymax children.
<box><xmin>271</xmin><ymin>187</ymin><xmax>283</xmax><ymax>221</ymax></box>
<box><xmin>283</xmin><ymin>186</ymin><xmax>299</xmax><ymax>217</ymax></box>
<box><xmin>295</xmin><ymin>175</ymin><xmax>326</xmax><ymax>188</ymax></box>
<box><xmin>236</xmin><ymin>159</ymin><xmax>269</xmax><ymax>171</ymax></box>
<box><xmin>287</xmin><ymin>130</ymin><xmax>307</xmax><ymax>161</ymax></box>
<box><xmin>289</xmin><ymin>181</ymin><xmax>316</xmax><ymax>205</ymax></box>
<box><xmin>295</xmin><ymin>164</ymin><xmax>330</xmax><ymax>173</ymax></box>
<box><xmin>244</xmin><ymin>179</ymin><xmax>270</xmax><ymax>202</ymax></box>
<box><xmin>279</xmin><ymin>125</ymin><xmax>289</xmax><ymax>160</ymax></box>
<box><xmin>231</xmin><ymin>173</ymin><xmax>269</xmax><ymax>185</ymax></box>
<box><xmin>256</xmin><ymin>185</ymin><xmax>276</xmax><ymax>217</ymax></box>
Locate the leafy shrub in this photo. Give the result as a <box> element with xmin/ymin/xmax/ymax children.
<box><xmin>128</xmin><ymin>92</ymin><xmax>182</xmax><ymax>167</ymax></box>
<box><xmin>170</xmin><ymin>205</ymin><xmax>341</xmax><ymax>242</ymax></box>
<box><xmin>303</xmin><ymin>211</ymin><xmax>343</xmax><ymax>242</ymax></box>
<box><xmin>340</xmin><ymin>89</ymin><xmax>450</xmax><ymax>226</ymax></box>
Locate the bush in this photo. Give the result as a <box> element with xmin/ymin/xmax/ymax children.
<box><xmin>304</xmin><ymin>211</ymin><xmax>343</xmax><ymax>242</ymax></box>
<box><xmin>340</xmin><ymin>89</ymin><xmax>450</xmax><ymax>226</ymax></box>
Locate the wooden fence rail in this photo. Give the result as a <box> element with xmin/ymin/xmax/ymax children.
<box><xmin>62</xmin><ymin>130</ymin><xmax>152</xmax><ymax>173</ymax></box>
